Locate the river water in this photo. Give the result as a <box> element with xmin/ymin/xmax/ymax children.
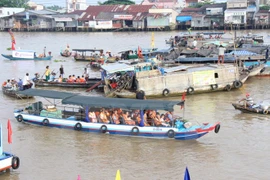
<box><xmin>0</xmin><ymin>30</ymin><xmax>270</xmax><ymax>180</ymax></box>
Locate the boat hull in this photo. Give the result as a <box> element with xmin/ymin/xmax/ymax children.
<box><xmin>33</xmin><ymin>78</ymin><xmax>102</xmax><ymax>88</ymax></box>
<box><xmin>14</xmin><ymin>112</ymin><xmax>220</xmax><ymax>140</ymax></box>
<box><xmin>0</xmin><ymin>152</ymin><xmax>19</xmax><ymax>172</ymax></box>
<box><xmin>2</xmin><ymin>87</ymin><xmax>33</xmax><ymax>99</ymax></box>
<box><xmin>60</xmin><ymin>52</ymin><xmax>71</xmax><ymax>57</ymax></box>
<box><xmin>2</xmin><ymin>54</ymin><xmax>52</xmax><ymax>60</ymax></box>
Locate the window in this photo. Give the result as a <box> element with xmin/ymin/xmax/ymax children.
<box><xmin>7</xmin><ymin>11</ymin><xmax>10</xmax><ymax>15</ymax></box>
<box><xmin>197</xmin><ymin>20</ymin><xmax>200</xmax><ymax>24</ymax></box>
<box><xmin>214</xmin><ymin>73</ymin><xmax>218</xmax><ymax>78</ymax></box>
<box><xmin>0</xmin><ymin>10</ymin><xmax>3</xmax><ymax>14</ymax></box>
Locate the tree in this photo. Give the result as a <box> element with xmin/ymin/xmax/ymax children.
<box><xmin>98</xmin><ymin>0</ymin><xmax>135</xmax><ymax>5</ymax></box>
<box><xmin>0</xmin><ymin>0</ymin><xmax>30</xmax><ymax>8</ymax></box>
<box><xmin>46</xmin><ymin>5</ymin><xmax>63</xmax><ymax>11</ymax></box>
<box><xmin>188</xmin><ymin>0</ymin><xmax>215</xmax><ymax>8</ymax></box>
<box><xmin>259</xmin><ymin>5</ymin><xmax>270</xmax><ymax>10</ymax></box>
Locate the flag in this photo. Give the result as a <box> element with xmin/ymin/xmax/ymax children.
<box><xmin>184</xmin><ymin>167</ymin><xmax>190</xmax><ymax>180</ymax></box>
<box><xmin>77</xmin><ymin>175</ymin><xmax>81</xmax><ymax>180</ymax></box>
<box><xmin>138</xmin><ymin>46</ymin><xmax>143</xmax><ymax>58</ymax></box>
<box><xmin>181</xmin><ymin>92</ymin><xmax>186</xmax><ymax>109</ymax></box>
<box><xmin>115</xmin><ymin>170</ymin><xmax>121</xmax><ymax>180</ymax></box>
<box><xmin>11</xmin><ymin>42</ymin><xmax>16</xmax><ymax>50</ymax></box>
<box><xmin>7</xmin><ymin>119</ymin><xmax>12</xmax><ymax>144</ymax></box>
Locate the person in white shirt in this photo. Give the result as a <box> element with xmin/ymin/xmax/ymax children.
<box><xmin>22</xmin><ymin>73</ymin><xmax>31</xmax><ymax>90</ymax></box>
<box><xmin>218</xmin><ymin>45</ymin><xmax>226</xmax><ymax>64</ymax></box>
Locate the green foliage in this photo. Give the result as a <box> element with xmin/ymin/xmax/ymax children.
<box><xmin>46</xmin><ymin>5</ymin><xmax>63</xmax><ymax>11</ymax></box>
<box><xmin>259</xmin><ymin>5</ymin><xmax>270</xmax><ymax>10</ymax></box>
<box><xmin>98</xmin><ymin>0</ymin><xmax>135</xmax><ymax>5</ymax></box>
<box><xmin>188</xmin><ymin>0</ymin><xmax>215</xmax><ymax>8</ymax></box>
<box><xmin>0</xmin><ymin>0</ymin><xmax>30</xmax><ymax>8</ymax></box>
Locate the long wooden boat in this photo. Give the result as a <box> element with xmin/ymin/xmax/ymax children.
<box><xmin>2</xmin><ymin>86</ymin><xmax>33</xmax><ymax>99</ymax></box>
<box><xmin>1</xmin><ymin>54</ymin><xmax>52</xmax><ymax>61</ymax></box>
<box><xmin>33</xmin><ymin>78</ymin><xmax>102</xmax><ymax>88</ymax></box>
<box><xmin>232</xmin><ymin>103</ymin><xmax>270</xmax><ymax>115</ymax></box>
<box><xmin>102</xmin><ymin>63</ymin><xmax>255</xmax><ymax>98</ymax></box>
<box><xmin>0</xmin><ymin>121</ymin><xmax>20</xmax><ymax>172</ymax></box>
<box><xmin>60</xmin><ymin>52</ymin><xmax>71</xmax><ymax>57</ymax></box>
<box><xmin>14</xmin><ymin>89</ymin><xmax>221</xmax><ymax>141</ymax></box>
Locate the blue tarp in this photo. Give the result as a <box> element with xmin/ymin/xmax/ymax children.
<box><xmin>176</xmin><ymin>16</ymin><xmax>192</xmax><ymax>22</ymax></box>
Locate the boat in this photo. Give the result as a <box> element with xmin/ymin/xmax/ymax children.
<box><xmin>33</xmin><ymin>78</ymin><xmax>102</xmax><ymax>88</ymax></box>
<box><xmin>60</xmin><ymin>52</ymin><xmax>71</xmax><ymax>57</ymax></box>
<box><xmin>2</xmin><ymin>86</ymin><xmax>33</xmax><ymax>99</ymax></box>
<box><xmin>2</xmin><ymin>50</ymin><xmax>52</xmax><ymax>61</ymax></box>
<box><xmin>101</xmin><ymin>63</ymin><xmax>250</xmax><ymax>98</ymax></box>
<box><xmin>232</xmin><ymin>99</ymin><xmax>270</xmax><ymax>115</ymax></box>
<box><xmin>0</xmin><ymin>120</ymin><xmax>20</xmax><ymax>172</ymax></box>
<box><xmin>14</xmin><ymin>89</ymin><xmax>221</xmax><ymax>140</ymax></box>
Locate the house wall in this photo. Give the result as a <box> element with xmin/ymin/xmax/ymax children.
<box><xmin>89</xmin><ymin>20</ymin><xmax>113</xmax><ymax>29</ymax></box>
<box><xmin>224</xmin><ymin>10</ymin><xmax>247</xmax><ymax>24</ymax></box>
<box><xmin>133</xmin><ymin>20</ymin><xmax>144</xmax><ymax>29</ymax></box>
<box><xmin>147</xmin><ymin>16</ymin><xmax>169</xmax><ymax>28</ymax></box>
<box><xmin>206</xmin><ymin>8</ymin><xmax>223</xmax><ymax>15</ymax></box>
<box><xmin>227</xmin><ymin>1</ymin><xmax>247</xmax><ymax>9</ymax></box>
<box><xmin>191</xmin><ymin>16</ymin><xmax>206</xmax><ymax>27</ymax></box>
<box><xmin>149</xmin><ymin>9</ymin><xmax>178</xmax><ymax>24</ymax></box>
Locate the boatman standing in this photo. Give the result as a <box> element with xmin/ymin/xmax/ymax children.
<box><xmin>218</xmin><ymin>44</ymin><xmax>226</xmax><ymax>64</ymax></box>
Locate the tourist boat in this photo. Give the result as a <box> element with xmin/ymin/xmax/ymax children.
<box><xmin>33</xmin><ymin>77</ymin><xmax>102</xmax><ymax>88</ymax></box>
<box><xmin>14</xmin><ymin>89</ymin><xmax>220</xmax><ymax>140</ymax></box>
<box><xmin>2</xmin><ymin>50</ymin><xmax>52</xmax><ymax>61</ymax></box>
<box><xmin>0</xmin><ymin>121</ymin><xmax>20</xmax><ymax>172</ymax></box>
<box><xmin>2</xmin><ymin>86</ymin><xmax>33</xmax><ymax>99</ymax></box>
<box><xmin>101</xmin><ymin>63</ymin><xmax>251</xmax><ymax>98</ymax></box>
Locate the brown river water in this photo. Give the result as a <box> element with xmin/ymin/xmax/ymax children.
<box><xmin>0</xmin><ymin>30</ymin><xmax>270</xmax><ymax>180</ymax></box>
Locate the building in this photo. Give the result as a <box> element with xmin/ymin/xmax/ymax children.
<box><xmin>224</xmin><ymin>0</ymin><xmax>248</xmax><ymax>25</ymax></box>
<box><xmin>201</xmin><ymin>3</ymin><xmax>226</xmax><ymax>29</ymax></box>
<box><xmin>66</xmin><ymin>0</ymin><xmax>88</xmax><ymax>13</ymax></box>
<box><xmin>27</xmin><ymin>1</ymin><xmax>44</xmax><ymax>11</ymax></box>
<box><xmin>141</xmin><ymin>0</ymin><xmax>179</xmax><ymax>9</ymax></box>
<box><xmin>0</xmin><ymin>8</ymin><xmax>25</xmax><ymax>18</ymax></box>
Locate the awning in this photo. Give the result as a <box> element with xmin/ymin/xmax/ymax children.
<box><xmin>54</xmin><ymin>17</ymin><xmax>73</xmax><ymax>22</ymax></box>
<box><xmin>101</xmin><ymin>63</ymin><xmax>134</xmax><ymax>74</ymax></box>
<box><xmin>62</xmin><ymin>96</ymin><xmax>183</xmax><ymax>111</ymax></box>
<box><xmin>17</xmin><ymin>89</ymin><xmax>76</xmax><ymax>99</ymax></box>
<box><xmin>176</xmin><ymin>16</ymin><xmax>192</xmax><ymax>22</ymax></box>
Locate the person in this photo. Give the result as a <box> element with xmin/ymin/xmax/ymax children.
<box><xmin>80</xmin><ymin>75</ymin><xmax>86</xmax><ymax>83</ymax></box>
<box><xmin>59</xmin><ymin>65</ymin><xmax>64</xmax><ymax>78</ymax></box>
<box><xmin>122</xmin><ymin>111</ymin><xmax>135</xmax><ymax>125</ymax></box>
<box><xmin>88</xmin><ymin>111</ymin><xmax>97</xmax><ymax>123</ymax></box>
<box><xmin>136</xmin><ymin>88</ymin><xmax>146</xmax><ymax>100</ymax></box>
<box><xmin>17</xmin><ymin>78</ymin><xmax>23</xmax><ymax>90</ymax></box>
<box><xmin>165</xmin><ymin>111</ymin><xmax>174</xmax><ymax>126</ymax></box>
<box><xmin>76</xmin><ymin>76</ymin><xmax>81</xmax><ymax>82</ymax></box>
<box><xmin>67</xmin><ymin>75</ymin><xmax>73</xmax><ymax>83</ymax></box>
<box><xmin>112</xmin><ymin>109</ymin><xmax>120</xmax><ymax>124</ymax></box>
<box><xmin>99</xmin><ymin>109</ymin><xmax>110</xmax><ymax>124</ymax></box>
<box><xmin>5</xmin><ymin>79</ymin><xmax>12</xmax><ymax>88</ymax></box>
<box><xmin>57</xmin><ymin>75</ymin><xmax>63</xmax><ymax>83</ymax></box>
<box><xmin>265</xmin><ymin>48</ymin><xmax>269</xmax><ymax>61</ymax></box>
<box><xmin>22</xmin><ymin>73</ymin><xmax>32</xmax><ymax>90</ymax></box>
<box><xmin>49</xmin><ymin>72</ymin><xmax>56</xmax><ymax>82</ymax></box>
<box><xmin>43</xmin><ymin>46</ymin><xmax>46</xmax><ymax>57</ymax></box>
<box><xmin>218</xmin><ymin>45</ymin><xmax>226</xmax><ymax>64</ymax></box>
<box><xmin>45</xmin><ymin>66</ymin><xmax>51</xmax><ymax>81</ymax></box>
<box><xmin>239</xmin><ymin>93</ymin><xmax>254</xmax><ymax>108</ymax></box>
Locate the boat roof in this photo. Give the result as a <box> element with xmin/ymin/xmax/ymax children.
<box><xmin>17</xmin><ymin>89</ymin><xmax>76</xmax><ymax>99</ymax></box>
<box><xmin>72</xmin><ymin>49</ymin><xmax>103</xmax><ymax>52</ymax></box>
<box><xmin>62</xmin><ymin>95</ymin><xmax>183</xmax><ymax>111</ymax></box>
<box><xmin>13</xmin><ymin>50</ymin><xmax>35</xmax><ymax>53</ymax></box>
<box><xmin>101</xmin><ymin>63</ymin><xmax>134</xmax><ymax>73</ymax></box>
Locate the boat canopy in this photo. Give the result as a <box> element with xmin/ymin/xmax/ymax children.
<box><xmin>101</xmin><ymin>63</ymin><xmax>134</xmax><ymax>74</ymax></box>
<box><xmin>17</xmin><ymin>89</ymin><xmax>76</xmax><ymax>99</ymax></box>
<box><xmin>62</xmin><ymin>96</ymin><xmax>184</xmax><ymax>111</ymax></box>
<box><xmin>72</xmin><ymin>49</ymin><xmax>103</xmax><ymax>52</ymax></box>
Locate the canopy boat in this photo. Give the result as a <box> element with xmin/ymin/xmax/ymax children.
<box><xmin>14</xmin><ymin>89</ymin><xmax>220</xmax><ymax>140</ymax></box>
<box><xmin>2</xmin><ymin>86</ymin><xmax>33</xmax><ymax>99</ymax></box>
<box><xmin>33</xmin><ymin>77</ymin><xmax>102</xmax><ymax>88</ymax></box>
<box><xmin>2</xmin><ymin>50</ymin><xmax>52</xmax><ymax>61</ymax></box>
<box><xmin>0</xmin><ymin>121</ymin><xmax>20</xmax><ymax>172</ymax></box>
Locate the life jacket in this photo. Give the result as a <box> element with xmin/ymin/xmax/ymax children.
<box><xmin>2</xmin><ymin>81</ymin><xmax>7</xmax><ymax>86</ymax></box>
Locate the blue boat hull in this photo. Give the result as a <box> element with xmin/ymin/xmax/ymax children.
<box><xmin>1</xmin><ymin>54</ymin><xmax>52</xmax><ymax>61</ymax></box>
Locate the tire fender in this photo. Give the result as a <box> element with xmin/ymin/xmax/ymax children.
<box><xmin>12</xmin><ymin>156</ymin><xmax>20</xmax><ymax>170</ymax></box>
<box><xmin>224</xmin><ymin>84</ymin><xmax>231</xmax><ymax>91</ymax></box>
<box><xmin>42</xmin><ymin>119</ymin><xmax>49</xmax><ymax>126</ymax></box>
<box><xmin>74</xmin><ymin>123</ymin><xmax>82</xmax><ymax>131</ymax></box>
<box><xmin>16</xmin><ymin>115</ymin><xmax>23</xmax><ymax>122</ymax></box>
<box><xmin>263</xmin><ymin>110</ymin><xmax>268</xmax><ymax>114</ymax></box>
<box><xmin>187</xmin><ymin>87</ymin><xmax>194</xmax><ymax>94</ymax></box>
<box><xmin>167</xmin><ymin>129</ymin><xmax>175</xmax><ymax>138</ymax></box>
<box><xmin>211</xmin><ymin>84</ymin><xmax>218</xmax><ymax>90</ymax></box>
<box><xmin>214</xmin><ymin>124</ymin><xmax>221</xmax><ymax>134</ymax></box>
<box><xmin>100</xmin><ymin>125</ymin><xmax>107</xmax><ymax>133</ymax></box>
<box><xmin>131</xmin><ymin>127</ymin><xmax>139</xmax><ymax>135</ymax></box>
<box><xmin>233</xmin><ymin>81</ymin><xmax>243</xmax><ymax>89</ymax></box>
<box><xmin>163</xmin><ymin>89</ymin><xmax>170</xmax><ymax>96</ymax></box>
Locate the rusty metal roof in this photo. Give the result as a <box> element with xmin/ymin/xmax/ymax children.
<box><xmin>80</xmin><ymin>5</ymin><xmax>155</xmax><ymax>21</ymax></box>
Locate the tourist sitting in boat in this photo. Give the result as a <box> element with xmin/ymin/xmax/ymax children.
<box><xmin>76</xmin><ymin>76</ymin><xmax>81</xmax><ymax>83</ymax></box>
<box><xmin>239</xmin><ymin>93</ymin><xmax>255</xmax><ymax>108</ymax></box>
<box><xmin>22</xmin><ymin>73</ymin><xmax>33</xmax><ymax>90</ymax></box>
<box><xmin>17</xmin><ymin>78</ymin><xmax>23</xmax><ymax>90</ymax></box>
<box><xmin>67</xmin><ymin>75</ymin><xmax>73</xmax><ymax>83</ymax></box>
<box><xmin>80</xmin><ymin>76</ymin><xmax>86</xmax><ymax>83</ymax></box>
<box><xmin>57</xmin><ymin>75</ymin><xmax>63</xmax><ymax>83</ymax></box>
<box><xmin>88</xmin><ymin>111</ymin><xmax>97</xmax><ymax>123</ymax></box>
<box><xmin>72</xmin><ymin>75</ymin><xmax>76</xmax><ymax>82</ymax></box>
<box><xmin>112</xmin><ymin>109</ymin><xmax>120</xmax><ymax>124</ymax></box>
<box><xmin>48</xmin><ymin>72</ymin><xmax>56</xmax><ymax>82</ymax></box>
<box><xmin>99</xmin><ymin>108</ymin><xmax>110</xmax><ymax>124</ymax></box>
<box><xmin>164</xmin><ymin>111</ymin><xmax>174</xmax><ymax>126</ymax></box>
<box><xmin>4</xmin><ymin>79</ymin><xmax>12</xmax><ymax>88</ymax></box>
<box><xmin>122</xmin><ymin>111</ymin><xmax>135</xmax><ymax>125</ymax></box>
